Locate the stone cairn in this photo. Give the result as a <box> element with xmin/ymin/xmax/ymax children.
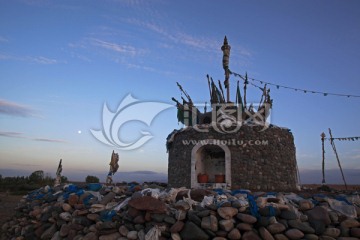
<box><xmin>1</xmin><ymin>183</ymin><xmax>360</xmax><ymax>240</ymax></box>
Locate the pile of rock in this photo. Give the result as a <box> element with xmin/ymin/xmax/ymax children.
<box><xmin>1</xmin><ymin>183</ymin><xmax>360</xmax><ymax>240</ymax></box>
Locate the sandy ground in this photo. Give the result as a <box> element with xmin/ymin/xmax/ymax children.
<box><xmin>0</xmin><ymin>193</ymin><xmax>23</xmax><ymax>226</ymax></box>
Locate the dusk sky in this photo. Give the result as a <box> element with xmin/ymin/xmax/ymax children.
<box><xmin>1</xmin><ymin>0</ymin><xmax>359</xmax><ymax>184</ymax></box>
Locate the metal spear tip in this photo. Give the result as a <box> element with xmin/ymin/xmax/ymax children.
<box><xmin>224</xmin><ymin>36</ymin><xmax>228</xmax><ymax>45</ymax></box>
<box><xmin>221</xmin><ymin>36</ymin><xmax>230</xmax><ymax>51</ymax></box>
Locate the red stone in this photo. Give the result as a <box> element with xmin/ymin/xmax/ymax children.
<box><xmin>242</xmin><ymin>230</ymin><xmax>261</xmax><ymax>240</ymax></box>
<box><xmin>170</xmin><ymin>221</ymin><xmax>185</xmax><ymax>233</ymax></box>
<box><xmin>128</xmin><ymin>196</ymin><xmax>167</xmax><ymax>213</ymax></box>
<box><xmin>68</xmin><ymin>194</ymin><xmax>79</xmax><ymax>206</ymax></box>
<box><xmin>127</xmin><ymin>206</ymin><xmax>141</xmax><ymax>218</ymax></box>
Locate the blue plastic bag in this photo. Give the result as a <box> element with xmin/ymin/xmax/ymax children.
<box><xmin>87</xmin><ymin>183</ymin><xmax>102</xmax><ymax>191</ymax></box>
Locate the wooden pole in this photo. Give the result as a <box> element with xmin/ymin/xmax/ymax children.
<box><xmin>218</xmin><ymin>80</ymin><xmax>225</xmax><ymax>103</ymax></box>
<box><xmin>207</xmin><ymin>75</ymin><xmax>212</xmax><ymax>104</ymax></box>
<box><xmin>226</xmin><ymin>70</ymin><xmax>230</xmax><ymax>103</ymax></box>
<box><xmin>321</xmin><ymin>132</ymin><xmax>326</xmax><ymax>184</ymax></box>
<box><xmin>244</xmin><ymin>73</ymin><xmax>248</xmax><ymax>109</ymax></box>
<box><xmin>328</xmin><ymin>128</ymin><xmax>348</xmax><ymax>190</ymax></box>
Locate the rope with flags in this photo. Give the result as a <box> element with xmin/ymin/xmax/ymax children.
<box><xmin>326</xmin><ymin>136</ymin><xmax>360</xmax><ymax>141</ymax></box>
<box><xmin>230</xmin><ymin>70</ymin><xmax>360</xmax><ymax>98</ymax></box>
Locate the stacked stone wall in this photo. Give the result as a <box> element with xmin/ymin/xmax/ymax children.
<box><xmin>168</xmin><ymin>125</ymin><xmax>297</xmax><ymax>191</ymax></box>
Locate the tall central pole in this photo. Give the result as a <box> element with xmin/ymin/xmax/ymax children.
<box><xmin>221</xmin><ymin>36</ymin><xmax>231</xmax><ymax>102</ymax></box>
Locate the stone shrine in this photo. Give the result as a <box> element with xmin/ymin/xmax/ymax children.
<box><xmin>167</xmin><ymin>37</ymin><xmax>298</xmax><ymax>191</ymax></box>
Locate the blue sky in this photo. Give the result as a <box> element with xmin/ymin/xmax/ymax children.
<box><xmin>1</xmin><ymin>0</ymin><xmax>359</xmax><ymax>184</ymax></box>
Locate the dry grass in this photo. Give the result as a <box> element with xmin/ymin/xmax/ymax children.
<box><xmin>0</xmin><ymin>193</ymin><xmax>23</xmax><ymax>226</ymax></box>
<box><xmin>302</xmin><ymin>184</ymin><xmax>360</xmax><ymax>191</ymax></box>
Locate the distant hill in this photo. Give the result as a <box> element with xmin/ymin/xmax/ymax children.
<box><xmin>299</xmin><ymin>168</ymin><xmax>360</xmax><ymax>184</ymax></box>
<box><xmin>2</xmin><ymin>168</ymin><xmax>359</xmax><ymax>185</ymax></box>
<box><xmin>0</xmin><ymin>168</ymin><xmax>167</xmax><ymax>184</ymax></box>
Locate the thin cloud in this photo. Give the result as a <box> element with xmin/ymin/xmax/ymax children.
<box><xmin>124</xmin><ymin>18</ymin><xmax>252</xmax><ymax>58</ymax></box>
<box><xmin>90</xmin><ymin>38</ymin><xmax>146</xmax><ymax>57</ymax></box>
<box><xmin>66</xmin><ymin>42</ymin><xmax>92</xmax><ymax>62</ymax></box>
<box><xmin>21</xmin><ymin>0</ymin><xmax>52</xmax><ymax>7</ymax></box>
<box><xmin>126</xmin><ymin>63</ymin><xmax>156</xmax><ymax>71</ymax></box>
<box><xmin>68</xmin><ymin>42</ymin><xmax>87</xmax><ymax>49</ymax></box>
<box><xmin>0</xmin><ymin>36</ymin><xmax>9</xmax><ymax>43</ymax></box>
<box><xmin>71</xmin><ymin>53</ymin><xmax>91</xmax><ymax>62</ymax></box>
<box><xmin>0</xmin><ymin>130</ymin><xmax>67</xmax><ymax>143</ymax></box>
<box><xmin>125</xmin><ymin>63</ymin><xmax>173</xmax><ymax>75</ymax></box>
<box><xmin>0</xmin><ymin>131</ymin><xmax>24</xmax><ymax>138</ymax></box>
<box><xmin>30</xmin><ymin>56</ymin><xmax>58</xmax><ymax>64</ymax></box>
<box><xmin>176</xmin><ymin>32</ymin><xmax>213</xmax><ymax>49</ymax></box>
<box><xmin>108</xmin><ymin>0</ymin><xmax>141</xmax><ymax>7</ymax></box>
<box><xmin>349</xmin><ymin>154</ymin><xmax>360</xmax><ymax>160</ymax></box>
<box><xmin>0</xmin><ymin>54</ymin><xmax>59</xmax><ymax>64</ymax></box>
<box><xmin>0</xmin><ymin>54</ymin><xmax>13</xmax><ymax>60</ymax></box>
<box><xmin>11</xmin><ymin>163</ymin><xmax>41</xmax><ymax>167</ymax></box>
<box><xmin>21</xmin><ymin>0</ymin><xmax>81</xmax><ymax>11</ymax></box>
<box><xmin>0</xmin><ymin>99</ymin><xmax>36</xmax><ymax>117</ymax></box>
<box><xmin>109</xmin><ymin>0</ymin><xmax>156</xmax><ymax>13</ymax></box>
<box><xmin>33</xmin><ymin>138</ymin><xmax>67</xmax><ymax>143</ymax></box>
<box><xmin>126</xmin><ymin>18</ymin><xmax>175</xmax><ymax>41</ymax></box>
<box><xmin>69</xmin><ymin>17</ymin><xmax>251</xmax><ymax>70</ymax></box>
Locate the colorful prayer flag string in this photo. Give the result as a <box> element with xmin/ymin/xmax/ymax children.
<box><xmin>230</xmin><ymin>70</ymin><xmax>360</xmax><ymax>98</ymax></box>
<box><xmin>325</xmin><ymin>137</ymin><xmax>360</xmax><ymax>141</ymax></box>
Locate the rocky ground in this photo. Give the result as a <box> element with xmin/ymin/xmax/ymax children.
<box><xmin>1</xmin><ymin>183</ymin><xmax>360</xmax><ymax>240</ymax></box>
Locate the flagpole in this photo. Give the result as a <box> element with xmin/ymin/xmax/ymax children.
<box><xmin>221</xmin><ymin>36</ymin><xmax>231</xmax><ymax>102</ymax></box>
<box><xmin>321</xmin><ymin>132</ymin><xmax>326</xmax><ymax>185</ymax></box>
